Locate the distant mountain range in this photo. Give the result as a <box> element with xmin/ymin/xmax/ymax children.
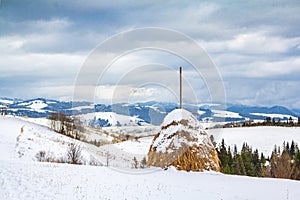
<box><xmin>0</xmin><ymin>97</ymin><xmax>299</xmax><ymax>126</ymax></box>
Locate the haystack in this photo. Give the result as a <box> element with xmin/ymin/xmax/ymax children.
<box><xmin>147</xmin><ymin>109</ymin><xmax>220</xmax><ymax>172</ymax></box>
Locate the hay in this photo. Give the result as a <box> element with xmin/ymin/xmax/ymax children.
<box><xmin>147</xmin><ymin>109</ymin><xmax>220</xmax><ymax>172</ymax></box>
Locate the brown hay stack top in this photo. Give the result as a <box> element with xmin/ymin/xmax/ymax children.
<box><xmin>147</xmin><ymin>109</ymin><xmax>220</xmax><ymax>172</ymax></box>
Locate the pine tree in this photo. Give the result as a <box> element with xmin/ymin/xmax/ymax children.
<box><xmin>227</xmin><ymin>146</ymin><xmax>233</xmax><ymax>173</ymax></box>
<box><xmin>231</xmin><ymin>145</ymin><xmax>241</xmax><ymax>175</ymax></box>
<box><xmin>223</xmin><ymin>164</ymin><xmax>231</xmax><ymax>174</ymax></box>
<box><xmin>241</xmin><ymin>143</ymin><xmax>256</xmax><ymax>176</ymax></box>
<box><xmin>290</xmin><ymin>140</ymin><xmax>296</xmax><ymax>157</ymax></box>
<box><xmin>252</xmin><ymin>149</ymin><xmax>261</xmax><ymax>176</ymax></box>
<box><xmin>218</xmin><ymin>139</ymin><xmax>230</xmax><ymax>173</ymax></box>
<box><xmin>237</xmin><ymin>155</ymin><xmax>246</xmax><ymax>175</ymax></box>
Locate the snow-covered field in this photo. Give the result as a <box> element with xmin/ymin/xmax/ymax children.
<box><xmin>1</xmin><ymin>116</ymin><xmax>300</xmax><ymax>199</ymax></box>
<box><xmin>2</xmin><ymin>161</ymin><xmax>300</xmax><ymax>200</ymax></box>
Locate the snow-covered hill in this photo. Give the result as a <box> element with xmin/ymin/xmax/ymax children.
<box><xmin>0</xmin><ymin>116</ymin><xmax>101</xmax><ymax>164</ymax></box>
<box><xmin>80</xmin><ymin>112</ymin><xmax>149</xmax><ymax>127</ymax></box>
<box><xmin>1</xmin><ymin>116</ymin><xmax>300</xmax><ymax>199</ymax></box>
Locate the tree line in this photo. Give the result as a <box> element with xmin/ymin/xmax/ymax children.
<box><xmin>48</xmin><ymin>112</ymin><xmax>84</xmax><ymax>140</ymax></box>
<box><xmin>228</xmin><ymin>116</ymin><xmax>300</xmax><ymax>128</ymax></box>
<box><xmin>216</xmin><ymin>138</ymin><xmax>300</xmax><ymax>180</ymax></box>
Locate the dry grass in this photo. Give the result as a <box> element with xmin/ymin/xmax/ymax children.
<box><xmin>147</xmin><ymin>120</ymin><xmax>220</xmax><ymax>172</ymax></box>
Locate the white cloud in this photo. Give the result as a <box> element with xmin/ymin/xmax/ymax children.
<box><xmin>0</xmin><ymin>1</ymin><xmax>300</xmax><ymax>108</ymax></box>
<box><xmin>227</xmin><ymin>32</ymin><xmax>300</xmax><ymax>54</ymax></box>
<box><xmin>220</xmin><ymin>57</ymin><xmax>300</xmax><ymax>79</ymax></box>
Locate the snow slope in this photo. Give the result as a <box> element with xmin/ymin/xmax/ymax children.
<box><xmin>1</xmin><ymin>162</ymin><xmax>300</xmax><ymax>200</ymax></box>
<box><xmin>0</xmin><ymin>116</ymin><xmax>101</xmax><ymax>164</ymax></box>
<box><xmin>212</xmin><ymin>109</ymin><xmax>243</xmax><ymax>118</ymax></box>
<box><xmin>80</xmin><ymin>112</ymin><xmax>149</xmax><ymax>127</ymax></box>
<box><xmin>1</xmin><ymin>116</ymin><xmax>300</xmax><ymax>199</ymax></box>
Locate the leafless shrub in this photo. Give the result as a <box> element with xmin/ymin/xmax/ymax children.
<box><xmin>67</xmin><ymin>143</ymin><xmax>83</xmax><ymax>165</ymax></box>
<box><xmin>35</xmin><ymin>150</ymin><xmax>46</xmax><ymax>162</ymax></box>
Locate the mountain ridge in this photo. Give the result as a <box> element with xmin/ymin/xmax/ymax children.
<box><xmin>0</xmin><ymin>97</ymin><xmax>298</xmax><ymax>126</ymax></box>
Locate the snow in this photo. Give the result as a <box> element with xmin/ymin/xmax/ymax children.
<box><xmin>113</xmin><ymin>137</ymin><xmax>152</xmax><ymax>155</ymax></box>
<box><xmin>251</xmin><ymin>112</ymin><xmax>298</xmax><ymax>120</ymax></box>
<box><xmin>1</xmin><ymin>160</ymin><xmax>300</xmax><ymax>199</ymax></box>
<box><xmin>208</xmin><ymin>126</ymin><xmax>300</xmax><ymax>156</ymax></box>
<box><xmin>27</xmin><ymin>100</ymin><xmax>48</xmax><ymax>110</ymax></box>
<box><xmin>197</xmin><ymin>110</ymin><xmax>206</xmax><ymax>115</ymax></box>
<box><xmin>0</xmin><ymin>99</ymin><xmax>14</xmax><ymax>104</ymax></box>
<box><xmin>162</xmin><ymin>109</ymin><xmax>200</xmax><ymax>128</ymax></box>
<box><xmin>0</xmin><ymin>116</ymin><xmax>98</xmax><ymax>164</ymax></box>
<box><xmin>19</xmin><ymin>117</ymin><xmax>51</xmax><ymax>128</ymax></box>
<box><xmin>70</xmin><ymin>105</ymin><xmax>94</xmax><ymax>111</ymax></box>
<box><xmin>212</xmin><ymin>109</ymin><xmax>243</xmax><ymax>118</ymax></box>
<box><xmin>1</xmin><ymin>116</ymin><xmax>300</xmax><ymax>199</ymax></box>
<box><xmin>153</xmin><ymin>109</ymin><xmax>208</xmax><ymax>153</ymax></box>
<box><xmin>80</xmin><ymin>112</ymin><xmax>148</xmax><ymax>127</ymax></box>
<box><xmin>145</xmin><ymin>105</ymin><xmax>167</xmax><ymax>114</ymax></box>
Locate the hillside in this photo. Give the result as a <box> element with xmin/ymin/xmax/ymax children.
<box><xmin>1</xmin><ymin>116</ymin><xmax>300</xmax><ymax>199</ymax></box>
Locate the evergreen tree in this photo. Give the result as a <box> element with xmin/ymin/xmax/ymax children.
<box><xmin>218</xmin><ymin>139</ymin><xmax>230</xmax><ymax>172</ymax></box>
<box><xmin>290</xmin><ymin>140</ymin><xmax>296</xmax><ymax>157</ymax></box>
<box><xmin>241</xmin><ymin>143</ymin><xmax>256</xmax><ymax>176</ymax></box>
<box><xmin>252</xmin><ymin>149</ymin><xmax>261</xmax><ymax>176</ymax></box>
<box><xmin>223</xmin><ymin>164</ymin><xmax>232</xmax><ymax>174</ymax></box>
<box><xmin>227</xmin><ymin>146</ymin><xmax>233</xmax><ymax>173</ymax></box>
<box><xmin>237</xmin><ymin>155</ymin><xmax>246</xmax><ymax>175</ymax></box>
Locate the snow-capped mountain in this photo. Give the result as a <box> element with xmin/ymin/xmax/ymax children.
<box><xmin>0</xmin><ymin>97</ymin><xmax>299</xmax><ymax>126</ymax></box>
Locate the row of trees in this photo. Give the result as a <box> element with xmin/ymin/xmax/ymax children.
<box><xmin>269</xmin><ymin>141</ymin><xmax>300</xmax><ymax>179</ymax></box>
<box><xmin>48</xmin><ymin>112</ymin><xmax>84</xmax><ymax>139</ymax></box>
<box><xmin>217</xmin><ymin>140</ymin><xmax>266</xmax><ymax>176</ymax></box>
<box><xmin>216</xmin><ymin>139</ymin><xmax>300</xmax><ymax>180</ymax></box>
<box><xmin>240</xmin><ymin>117</ymin><xmax>300</xmax><ymax>128</ymax></box>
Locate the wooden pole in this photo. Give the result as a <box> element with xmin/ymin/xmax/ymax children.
<box><xmin>180</xmin><ymin>66</ymin><xmax>182</xmax><ymax>109</ymax></box>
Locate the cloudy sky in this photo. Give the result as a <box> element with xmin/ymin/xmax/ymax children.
<box><xmin>0</xmin><ymin>0</ymin><xmax>300</xmax><ymax>108</ymax></box>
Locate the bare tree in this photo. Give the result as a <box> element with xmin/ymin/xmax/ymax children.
<box><xmin>67</xmin><ymin>143</ymin><xmax>82</xmax><ymax>165</ymax></box>
<box><xmin>140</xmin><ymin>157</ymin><xmax>147</xmax><ymax>168</ymax></box>
<box><xmin>106</xmin><ymin>151</ymin><xmax>109</xmax><ymax>167</ymax></box>
<box><xmin>132</xmin><ymin>157</ymin><xmax>139</xmax><ymax>169</ymax></box>
<box><xmin>270</xmin><ymin>150</ymin><xmax>294</xmax><ymax>179</ymax></box>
